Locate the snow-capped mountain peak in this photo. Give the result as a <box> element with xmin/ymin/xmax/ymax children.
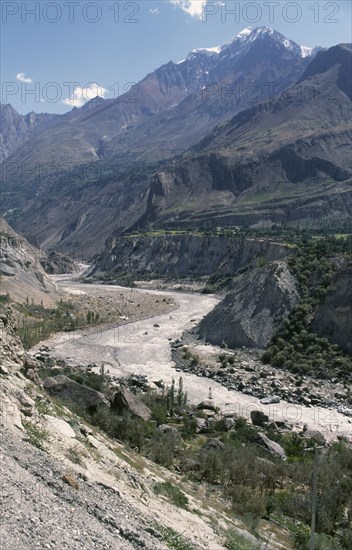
<box><xmin>177</xmin><ymin>27</ymin><xmax>317</xmax><ymax>65</ymax></box>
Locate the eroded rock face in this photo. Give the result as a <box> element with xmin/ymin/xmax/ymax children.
<box><xmin>0</xmin><ymin>217</ymin><xmax>57</xmax><ymax>305</ymax></box>
<box><xmin>43</xmin><ymin>375</ymin><xmax>110</xmax><ymax>413</ymax></box>
<box><xmin>0</xmin><ymin>306</ymin><xmax>24</xmax><ymax>372</ymax></box>
<box><xmin>89</xmin><ymin>234</ymin><xmax>294</xmax><ymax>279</ymax></box>
<box><xmin>198</xmin><ymin>261</ymin><xmax>299</xmax><ymax>349</ymax></box>
<box><xmin>311</xmin><ymin>266</ymin><xmax>352</xmax><ymax>353</ymax></box>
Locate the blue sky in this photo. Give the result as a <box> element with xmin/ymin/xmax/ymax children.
<box><xmin>1</xmin><ymin>1</ymin><xmax>351</xmax><ymax>114</ymax></box>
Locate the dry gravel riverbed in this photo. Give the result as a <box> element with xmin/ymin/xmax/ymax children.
<box><xmin>33</xmin><ymin>278</ymin><xmax>352</xmax><ymax>443</ymax></box>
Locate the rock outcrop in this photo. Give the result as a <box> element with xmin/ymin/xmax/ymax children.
<box><xmin>40</xmin><ymin>250</ymin><xmax>79</xmax><ymax>274</ymax></box>
<box><xmin>0</xmin><ymin>218</ymin><xmax>57</xmax><ymax>305</ymax></box>
<box><xmin>0</xmin><ymin>306</ymin><xmax>25</xmax><ymax>373</ymax></box>
<box><xmin>43</xmin><ymin>375</ymin><xmax>110</xmax><ymax>413</ymax></box>
<box><xmin>198</xmin><ymin>261</ymin><xmax>299</xmax><ymax>349</ymax></box>
<box><xmin>256</xmin><ymin>433</ymin><xmax>287</xmax><ymax>460</ymax></box>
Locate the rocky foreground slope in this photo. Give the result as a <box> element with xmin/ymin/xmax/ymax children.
<box><xmin>0</xmin><ymin>308</ymin><xmax>239</xmax><ymax>550</ymax></box>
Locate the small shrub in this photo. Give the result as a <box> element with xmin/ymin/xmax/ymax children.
<box><xmin>225</xmin><ymin>529</ymin><xmax>260</xmax><ymax>550</ymax></box>
<box><xmin>23</xmin><ymin>420</ymin><xmax>48</xmax><ymax>451</ymax></box>
<box><xmin>66</xmin><ymin>446</ymin><xmax>84</xmax><ymax>465</ymax></box>
<box><xmin>152</xmin><ymin>481</ymin><xmax>189</xmax><ymax>509</ymax></box>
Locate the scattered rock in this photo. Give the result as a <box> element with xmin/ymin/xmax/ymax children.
<box><xmin>195</xmin><ymin>417</ymin><xmax>207</xmax><ymax>433</ymax></box>
<box><xmin>250</xmin><ymin>410</ymin><xmax>269</xmax><ymax>427</ymax></box>
<box><xmin>196</xmin><ymin>401</ymin><xmax>218</xmax><ymax>413</ymax></box>
<box><xmin>260</xmin><ymin>395</ymin><xmax>280</xmax><ymax>405</ymax></box>
<box><xmin>302</xmin><ymin>429</ymin><xmax>328</xmax><ymax>446</ymax></box>
<box><xmin>157</xmin><ymin>424</ymin><xmax>182</xmax><ymax>442</ymax></box>
<box><xmin>0</xmin><ymin>365</ymin><xmax>10</xmax><ymax>375</ymax></box>
<box><xmin>203</xmin><ymin>438</ymin><xmax>224</xmax><ymax>451</ymax></box>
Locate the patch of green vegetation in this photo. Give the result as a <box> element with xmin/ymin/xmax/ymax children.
<box><xmin>17</xmin><ymin>299</ymin><xmax>103</xmax><ymax>349</ymax></box>
<box><xmin>151</xmin><ymin>523</ymin><xmax>196</xmax><ymax>550</ymax></box>
<box><xmin>225</xmin><ymin>529</ymin><xmax>261</xmax><ymax>550</ymax></box>
<box><xmin>202</xmin><ymin>273</ymin><xmax>233</xmax><ymax>294</ymax></box>
<box><xmin>43</xmin><ymin>363</ymin><xmax>352</xmax><ymax>548</ymax></box>
<box><xmin>262</xmin><ymin>234</ymin><xmax>352</xmax><ymax>379</ymax></box>
<box><xmin>0</xmin><ymin>293</ymin><xmax>11</xmax><ymax>304</ymax></box>
<box><xmin>22</xmin><ymin>420</ymin><xmax>49</xmax><ymax>451</ymax></box>
<box><xmin>152</xmin><ymin>481</ymin><xmax>189</xmax><ymax>509</ymax></box>
<box><xmin>65</xmin><ymin>445</ymin><xmax>84</xmax><ymax>465</ymax></box>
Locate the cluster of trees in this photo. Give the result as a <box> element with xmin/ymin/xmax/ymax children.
<box><xmin>263</xmin><ymin>235</ymin><xmax>352</xmax><ymax>379</ymax></box>
<box><xmin>17</xmin><ymin>299</ymin><xmax>102</xmax><ymax>349</ymax></box>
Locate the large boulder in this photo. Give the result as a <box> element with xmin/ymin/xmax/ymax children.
<box><xmin>203</xmin><ymin>438</ymin><xmax>225</xmax><ymax>451</ymax></box>
<box><xmin>43</xmin><ymin>375</ymin><xmax>110</xmax><ymax>413</ymax></box>
<box><xmin>257</xmin><ymin>433</ymin><xmax>287</xmax><ymax>460</ymax></box>
<box><xmin>196</xmin><ymin>401</ymin><xmax>218</xmax><ymax>413</ymax></box>
<box><xmin>157</xmin><ymin>424</ymin><xmax>183</xmax><ymax>442</ymax></box>
<box><xmin>250</xmin><ymin>410</ymin><xmax>269</xmax><ymax>427</ymax></box>
<box><xmin>111</xmin><ymin>387</ymin><xmax>151</xmax><ymax>421</ymax></box>
<box><xmin>260</xmin><ymin>395</ymin><xmax>280</xmax><ymax>405</ymax></box>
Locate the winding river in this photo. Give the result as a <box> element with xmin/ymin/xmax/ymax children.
<box><xmin>34</xmin><ymin>277</ymin><xmax>352</xmax><ymax>442</ymax></box>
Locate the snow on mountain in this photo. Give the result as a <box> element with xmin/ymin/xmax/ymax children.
<box><xmin>301</xmin><ymin>45</ymin><xmax>314</xmax><ymax>58</ymax></box>
<box><xmin>178</xmin><ymin>27</ymin><xmax>317</xmax><ymax>64</ymax></box>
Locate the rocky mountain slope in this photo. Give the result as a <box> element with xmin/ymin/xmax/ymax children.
<box><xmin>1</xmin><ymin>28</ymin><xmax>313</xmax><ymax>173</ymax></box>
<box><xmin>197</xmin><ymin>262</ymin><xmax>299</xmax><ymax>349</ymax></box>
<box><xmin>137</xmin><ymin>44</ymin><xmax>352</xmax><ymax>230</ymax></box>
<box><xmin>0</xmin><ymin>103</ymin><xmax>60</xmax><ymax>163</ymax></box>
<box><xmin>0</xmin><ymin>218</ymin><xmax>57</xmax><ymax>305</ymax></box>
<box><xmin>1</xmin><ymin>28</ymin><xmax>319</xmax><ymax>254</ymax></box>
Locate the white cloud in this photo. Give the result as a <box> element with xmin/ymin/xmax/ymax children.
<box><xmin>16</xmin><ymin>72</ymin><xmax>32</xmax><ymax>83</ymax></box>
<box><xmin>170</xmin><ymin>1</ymin><xmax>205</xmax><ymax>19</ymax></box>
<box><xmin>149</xmin><ymin>7</ymin><xmax>160</xmax><ymax>16</ymax></box>
<box><xmin>63</xmin><ymin>83</ymin><xmax>107</xmax><ymax>108</ymax></box>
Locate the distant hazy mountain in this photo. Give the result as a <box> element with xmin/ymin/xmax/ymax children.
<box><xmin>0</xmin><ymin>103</ymin><xmax>60</xmax><ymax>163</ymax></box>
<box><xmin>1</xmin><ymin>27</ymin><xmax>316</xmax><ymax>173</ymax></box>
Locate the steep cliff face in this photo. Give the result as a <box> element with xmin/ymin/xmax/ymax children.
<box><xmin>311</xmin><ymin>266</ymin><xmax>352</xmax><ymax>353</ymax></box>
<box><xmin>89</xmin><ymin>233</ymin><xmax>295</xmax><ymax>278</ymax></box>
<box><xmin>197</xmin><ymin>262</ymin><xmax>299</xmax><ymax>349</ymax></box>
<box><xmin>0</xmin><ymin>218</ymin><xmax>57</xmax><ymax>305</ymax></box>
